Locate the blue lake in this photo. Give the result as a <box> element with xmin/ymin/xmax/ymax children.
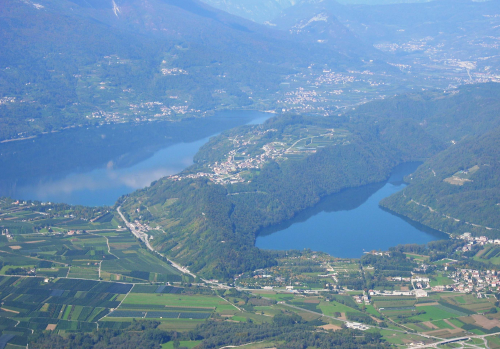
<box><xmin>0</xmin><ymin>110</ymin><xmax>271</xmax><ymax>206</ymax></box>
<box><xmin>255</xmin><ymin>162</ymin><xmax>448</xmax><ymax>258</ymax></box>
<box><xmin>0</xmin><ymin>113</ymin><xmax>447</xmax><ymax>257</ymax></box>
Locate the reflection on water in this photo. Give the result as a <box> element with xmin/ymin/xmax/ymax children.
<box><xmin>255</xmin><ymin>162</ymin><xmax>448</xmax><ymax>258</ymax></box>
<box><xmin>258</xmin><ymin>181</ymin><xmax>386</xmax><ymax>238</ymax></box>
<box><xmin>13</xmin><ymin>139</ymin><xmax>205</xmax><ymax>206</ymax></box>
<box><xmin>0</xmin><ymin>111</ymin><xmax>271</xmax><ymax>206</ymax></box>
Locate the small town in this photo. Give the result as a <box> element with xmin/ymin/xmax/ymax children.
<box><xmin>169</xmin><ymin>126</ymin><xmax>345</xmax><ymax>185</ymax></box>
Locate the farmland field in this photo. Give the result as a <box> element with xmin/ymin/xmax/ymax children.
<box><xmin>409</xmin><ymin>305</ymin><xmax>461</xmax><ymax>321</ymax></box>
<box><xmin>0</xmin><ymin>213</ymin><xmax>183</xmax><ymax>283</ymax></box>
<box><xmin>121</xmin><ymin>293</ymin><xmax>232</xmax><ymax>311</ymax></box>
<box><xmin>318</xmin><ymin>301</ymin><xmax>359</xmax><ymax>317</ymax></box>
<box><xmin>0</xmin><ymin>275</ymin><xmax>139</xmax><ymax>346</ymax></box>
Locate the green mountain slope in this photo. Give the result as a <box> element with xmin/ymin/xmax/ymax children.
<box><xmin>349</xmin><ymin>83</ymin><xmax>500</xmax><ymax>142</ymax></box>
<box><xmin>381</xmin><ymin>126</ymin><xmax>500</xmax><ymax>238</ymax></box>
<box><xmin>0</xmin><ymin>0</ymin><xmax>366</xmax><ymax>141</ymax></box>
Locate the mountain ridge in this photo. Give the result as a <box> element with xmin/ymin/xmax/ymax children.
<box><xmin>0</xmin><ymin>0</ymin><xmax>371</xmax><ymax>141</ymax></box>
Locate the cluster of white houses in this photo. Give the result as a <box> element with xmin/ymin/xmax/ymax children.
<box><xmin>458</xmin><ymin>233</ymin><xmax>500</xmax><ymax>252</ymax></box>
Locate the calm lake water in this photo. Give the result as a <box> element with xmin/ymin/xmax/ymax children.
<box><xmin>1</xmin><ymin>114</ymin><xmax>447</xmax><ymax>257</ymax></box>
<box><xmin>0</xmin><ymin>110</ymin><xmax>271</xmax><ymax>206</ymax></box>
<box><xmin>255</xmin><ymin>162</ymin><xmax>448</xmax><ymax>258</ymax></box>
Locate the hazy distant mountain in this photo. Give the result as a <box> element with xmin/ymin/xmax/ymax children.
<box><xmin>199</xmin><ymin>0</ymin><xmax>299</xmax><ymax>24</ymax></box>
<box><xmin>0</xmin><ymin>0</ymin><xmax>370</xmax><ymax>141</ymax></box>
<box><xmin>272</xmin><ymin>0</ymin><xmax>385</xmax><ymax>59</ymax></box>
<box><xmin>274</xmin><ymin>0</ymin><xmax>500</xmax><ymax>80</ymax></box>
<box><xmin>198</xmin><ymin>0</ymin><xmax>431</xmax><ymax>24</ymax></box>
<box><xmin>324</xmin><ymin>0</ymin><xmax>500</xmax><ymax>43</ymax></box>
<box><xmin>275</xmin><ymin>0</ymin><xmax>500</xmax><ymax>41</ymax></box>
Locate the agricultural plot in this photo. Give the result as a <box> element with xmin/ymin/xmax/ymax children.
<box><xmin>409</xmin><ymin>305</ymin><xmax>465</xmax><ymax>322</ymax></box>
<box><xmin>405</xmin><ymin>253</ymin><xmax>430</xmax><ymax>262</ymax></box>
<box><xmin>67</xmin><ymin>266</ymin><xmax>99</xmax><ymax>280</ymax></box>
<box><xmin>0</xmin><ymin>275</ymin><xmax>137</xmax><ymax>347</ymax></box>
<box><xmin>328</xmin><ymin>261</ymin><xmax>360</xmax><ymax>273</ymax></box>
<box><xmin>258</xmin><ymin>293</ymin><xmax>295</xmax><ymax>302</ymax></box>
<box><xmin>100</xmin><ymin>290</ymin><xmax>230</xmax><ymax>329</ymax></box>
<box><xmin>288</xmin><ymin>298</ymin><xmax>322</xmax><ymax>313</ymax></box>
<box><xmin>454</xmin><ymin>315</ymin><xmax>500</xmax><ymax>334</ymax></box>
<box><xmin>108</xmin><ymin>310</ymin><xmax>146</xmax><ymax>318</ymax></box>
<box><xmin>372</xmin><ymin>296</ymin><xmax>417</xmax><ymax>312</ymax></box>
<box><xmin>474</xmin><ymin>246</ymin><xmax>500</xmax><ymax>265</ymax></box>
<box><xmin>101</xmin><ymin>247</ymin><xmax>182</xmax><ymax>283</ymax></box>
<box><xmin>433</xmin><ymin>258</ymin><xmax>456</xmax><ymax>266</ymax></box>
<box><xmin>120</xmin><ymin>293</ymin><xmax>227</xmax><ymax>310</ymax></box>
<box><xmin>104</xmin><ymin>291</ymin><xmax>228</xmax><ymax>318</ymax></box>
<box><xmin>36</xmin><ymin>267</ymin><xmax>70</xmax><ymax>278</ymax></box>
<box><xmin>440</xmin><ymin>294</ymin><xmax>494</xmax><ymax>313</ymax></box>
<box><xmin>318</xmin><ymin>301</ymin><xmax>359</xmax><ymax>317</ymax></box>
<box><xmin>379</xmin><ymin>329</ymin><xmax>431</xmax><ymax>346</ymax></box>
<box><xmin>381</xmin><ymin>308</ymin><xmax>417</xmax><ymax>318</ymax></box>
<box><xmin>487</xmin><ymin>335</ymin><xmax>500</xmax><ymax>349</ymax></box>
<box><xmin>372</xmin><ymin>292</ymin><xmax>500</xmax><ymax>341</ymax></box>
<box><xmin>0</xmin><ymin>208</ymin><xmax>183</xmax><ymax>283</ymax></box>
<box><xmin>430</xmin><ymin>274</ymin><xmax>454</xmax><ymax>287</ymax></box>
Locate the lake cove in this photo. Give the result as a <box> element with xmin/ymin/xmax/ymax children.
<box><xmin>255</xmin><ymin>162</ymin><xmax>448</xmax><ymax>258</ymax></box>
<box><xmin>0</xmin><ymin>111</ymin><xmax>271</xmax><ymax>206</ymax></box>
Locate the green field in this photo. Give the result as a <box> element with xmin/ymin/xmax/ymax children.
<box><xmin>474</xmin><ymin>247</ymin><xmax>500</xmax><ymax>265</ymax></box>
<box><xmin>259</xmin><ymin>293</ymin><xmax>295</xmax><ymax>302</ymax></box>
<box><xmin>364</xmin><ymin>304</ymin><xmax>381</xmax><ymax>317</ymax></box>
<box><xmin>380</xmin><ymin>329</ymin><xmax>430</xmax><ymax>345</ymax></box>
<box><xmin>430</xmin><ymin>275</ymin><xmax>454</xmax><ymax>287</ymax></box>
<box><xmin>122</xmin><ymin>293</ymin><xmax>229</xmax><ymax>309</ymax></box>
<box><xmin>405</xmin><ymin>253</ymin><xmax>430</xmax><ymax>262</ymax></box>
<box><xmin>318</xmin><ymin>301</ymin><xmax>359</xmax><ymax>317</ymax></box>
<box><xmin>410</xmin><ymin>305</ymin><xmax>459</xmax><ymax>321</ymax></box>
<box><xmin>372</xmin><ymin>296</ymin><xmax>416</xmax><ymax>309</ymax></box>
<box><xmin>432</xmin><ymin>319</ymin><xmax>454</xmax><ymax>330</ymax></box>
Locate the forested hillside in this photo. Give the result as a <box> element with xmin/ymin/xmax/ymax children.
<box><xmin>0</xmin><ymin>0</ymin><xmax>368</xmax><ymax>141</ymax></box>
<box><xmin>381</xmin><ymin>126</ymin><xmax>500</xmax><ymax>238</ymax></box>
<box><xmin>120</xmin><ymin>83</ymin><xmax>500</xmax><ymax>279</ymax></box>
<box><xmin>348</xmin><ymin>83</ymin><xmax>500</xmax><ymax>142</ymax></box>
<box><xmin>120</xmin><ymin>113</ymin><xmax>444</xmax><ymax>279</ymax></box>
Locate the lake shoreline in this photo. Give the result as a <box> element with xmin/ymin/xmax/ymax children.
<box><xmin>255</xmin><ymin>162</ymin><xmax>448</xmax><ymax>258</ymax></box>
<box><xmin>0</xmin><ymin>111</ymin><xmax>272</xmax><ymax>206</ymax></box>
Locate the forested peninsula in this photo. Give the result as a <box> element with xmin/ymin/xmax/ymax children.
<box><xmin>120</xmin><ymin>83</ymin><xmax>500</xmax><ymax>279</ymax></box>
